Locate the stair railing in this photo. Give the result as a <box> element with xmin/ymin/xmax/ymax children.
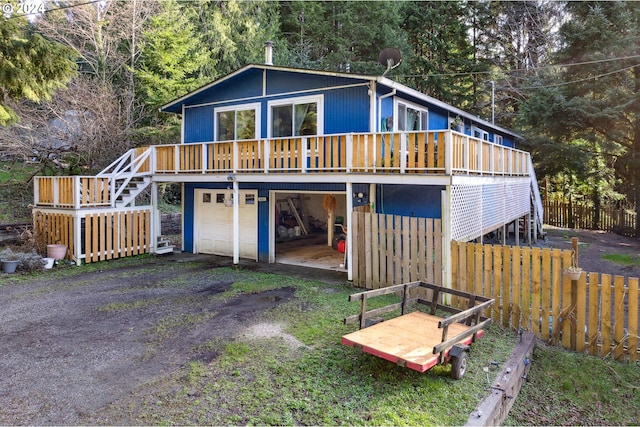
<box><xmin>528</xmin><ymin>156</ymin><xmax>544</xmax><ymax>231</ymax></box>
<box><xmin>97</xmin><ymin>147</ymin><xmax>153</xmax><ymax>207</ymax></box>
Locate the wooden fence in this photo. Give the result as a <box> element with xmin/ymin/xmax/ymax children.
<box><xmin>451</xmin><ymin>241</ymin><xmax>639</xmax><ymax>360</ymax></box>
<box><xmin>351</xmin><ymin>211</ymin><xmax>442</xmax><ymax>289</ymax></box>
<box><xmin>544</xmin><ymin>200</ymin><xmax>636</xmax><ymax>237</ymax></box>
<box><xmin>33</xmin><ymin>208</ymin><xmax>151</xmax><ymax>263</ymax></box>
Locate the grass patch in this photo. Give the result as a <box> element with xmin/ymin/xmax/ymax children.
<box><xmin>129</xmin><ymin>324</ymin><xmax>518</xmax><ymax>426</ymax></box>
<box><xmin>505</xmin><ymin>344</ymin><xmax>640</xmax><ymax>425</ymax></box>
<box><xmin>601</xmin><ymin>253</ymin><xmax>640</xmax><ymax>266</ymax></box>
<box><xmin>111</xmin><ymin>267</ymin><xmax>519</xmax><ymax>425</ymax></box>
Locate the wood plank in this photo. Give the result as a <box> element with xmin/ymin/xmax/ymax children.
<box><xmin>531</xmin><ymin>247</ymin><xmax>541</xmax><ymax>335</ymax></box>
<box><xmin>92</xmin><ymin>213</ymin><xmax>99</xmax><ymax>263</ymax></box>
<box><xmin>561</xmin><ymin>274</ymin><xmax>572</xmax><ymax>349</ymax></box>
<box><xmin>541</xmin><ymin>248</ymin><xmax>551</xmax><ymax>340</ymax></box>
<box><xmin>521</xmin><ymin>247</ymin><xmax>531</xmax><ymax>331</ymax></box>
<box><xmin>512</xmin><ymin>245</ymin><xmax>521</xmax><ymax>330</ymax></box>
<box><xmin>482</xmin><ymin>245</ymin><xmax>493</xmax><ymax>318</ymax></box>
<box><xmin>451</xmin><ymin>241</ymin><xmax>459</xmax><ymax>296</ymax></box>
<box><xmin>562</xmin><ymin>250</ymin><xmax>573</xmax><ymax>349</ymax></box>
<box><xmin>502</xmin><ymin>245</ymin><xmax>511</xmax><ymax>328</ymax></box>
<box><xmin>341</xmin><ymin>311</ymin><xmax>474</xmax><ymax>372</ymax></box>
<box><xmin>394</xmin><ymin>215</ymin><xmax>402</xmax><ymax>285</ymax></box>
<box><xmin>372</xmin><ymin>213</ymin><xmax>380</xmax><ymax>289</ymax></box>
<box><xmin>628</xmin><ymin>278</ymin><xmax>638</xmax><ymax>362</ymax></box>
<box><xmin>425</xmin><ymin>219</ymin><xmax>433</xmax><ymax>283</ymax></box>
<box><xmin>386</xmin><ymin>215</ymin><xmax>394</xmax><ymax>285</ymax></box>
<box><xmin>99</xmin><ymin>213</ymin><xmax>106</xmax><ymax>260</ymax></box>
<box><xmin>363</xmin><ymin>212</ymin><xmax>372</xmax><ymax>288</ymax></box>
<box><xmin>493</xmin><ymin>246</ymin><xmax>502</xmax><ymax>326</ymax></box>
<box><xmin>551</xmin><ymin>249</ymin><xmax>562</xmax><ymax>341</ymax></box>
<box><xmin>402</xmin><ymin>216</ymin><xmax>410</xmax><ymax>283</ymax></box>
<box><xmin>600</xmin><ymin>274</ymin><xmax>612</xmax><ymax>357</ymax></box>
<box><xmin>588</xmin><ymin>273</ymin><xmax>600</xmax><ymax>356</ymax></box>
<box><xmin>433</xmin><ymin>219</ymin><xmax>442</xmax><ymax>286</ymax></box>
<box><xmin>576</xmin><ymin>272</ymin><xmax>587</xmax><ymax>352</ymax></box>
<box><xmin>352</xmin><ymin>212</ymin><xmax>360</xmax><ymax>286</ymax></box>
<box><xmin>613</xmin><ymin>276</ymin><xmax>625</xmax><ymax>360</ymax></box>
<box><xmin>410</xmin><ymin>217</ymin><xmax>418</xmax><ymax>282</ymax></box>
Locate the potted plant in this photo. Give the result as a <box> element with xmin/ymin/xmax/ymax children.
<box><xmin>1</xmin><ymin>249</ymin><xmax>21</xmax><ymax>274</ymax></box>
<box><xmin>451</xmin><ymin>116</ymin><xmax>464</xmax><ymax>132</ymax></box>
<box><xmin>564</xmin><ymin>250</ymin><xmax>583</xmax><ymax>281</ymax></box>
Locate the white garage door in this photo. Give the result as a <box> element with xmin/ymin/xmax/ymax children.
<box><xmin>194</xmin><ymin>189</ymin><xmax>258</xmax><ymax>260</ymax></box>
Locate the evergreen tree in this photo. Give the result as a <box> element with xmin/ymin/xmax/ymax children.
<box><xmin>136</xmin><ymin>0</ymin><xmax>210</xmax><ymax>121</ymax></box>
<box><xmin>554</xmin><ymin>1</ymin><xmax>640</xmax><ymax>230</ymax></box>
<box><xmin>279</xmin><ymin>1</ymin><xmax>408</xmax><ymax>75</ymax></box>
<box><xmin>0</xmin><ymin>7</ymin><xmax>76</xmax><ymax>125</ymax></box>
<box><xmin>400</xmin><ymin>1</ymin><xmax>479</xmax><ymax>109</ymax></box>
<box><xmin>193</xmin><ymin>0</ymin><xmax>283</xmax><ymax>79</ymax></box>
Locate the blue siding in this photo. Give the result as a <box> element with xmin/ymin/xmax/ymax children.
<box><xmin>266</xmin><ymin>70</ymin><xmax>369</xmax><ymax>95</ymax></box>
<box><xmin>185</xmin><ymin>69</ymin><xmax>263</xmax><ymax>107</ymax></box>
<box><xmin>184</xmin><ymin>106</ymin><xmax>214</xmax><ymax>143</ymax></box>
<box><xmin>428</xmin><ymin>110</ymin><xmax>449</xmax><ymax>130</ymax></box>
<box><xmin>324</xmin><ymin>86</ymin><xmax>370</xmax><ymax>133</ymax></box>
<box><xmin>376</xmin><ymin>184</ymin><xmax>443</xmax><ymax>218</ymax></box>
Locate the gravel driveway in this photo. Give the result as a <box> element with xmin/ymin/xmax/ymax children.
<box><xmin>0</xmin><ymin>255</ymin><xmax>343</xmax><ymax>425</ymax></box>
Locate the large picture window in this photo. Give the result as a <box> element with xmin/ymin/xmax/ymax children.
<box><xmin>269</xmin><ymin>96</ymin><xmax>323</xmax><ymax>137</ymax></box>
<box><xmin>215</xmin><ymin>103</ymin><xmax>260</xmax><ymax>141</ymax></box>
<box><xmin>396</xmin><ymin>101</ymin><xmax>428</xmax><ymax>131</ymax></box>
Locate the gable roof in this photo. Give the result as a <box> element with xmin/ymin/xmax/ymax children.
<box><xmin>160</xmin><ymin>64</ymin><xmax>521</xmax><ymax>139</ymax></box>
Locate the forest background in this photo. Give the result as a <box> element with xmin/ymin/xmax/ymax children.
<box><xmin>1</xmin><ymin>0</ymin><xmax>639</xmax><ymax>230</ymax></box>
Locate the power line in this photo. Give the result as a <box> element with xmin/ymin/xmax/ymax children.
<box><xmin>394</xmin><ymin>54</ymin><xmax>640</xmax><ymax>80</ymax></box>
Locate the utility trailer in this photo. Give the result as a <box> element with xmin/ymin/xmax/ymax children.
<box><xmin>342</xmin><ymin>281</ymin><xmax>494</xmax><ymax>379</ymax></box>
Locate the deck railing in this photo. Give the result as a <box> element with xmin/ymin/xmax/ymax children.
<box><xmin>34</xmin><ymin>130</ymin><xmax>530</xmax><ymax>208</ymax></box>
<box><xmin>150</xmin><ymin>130</ymin><xmax>530</xmax><ymax>176</ymax></box>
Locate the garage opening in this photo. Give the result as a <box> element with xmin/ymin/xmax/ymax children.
<box><xmin>272</xmin><ymin>191</ymin><xmax>347</xmax><ymax>272</ymax></box>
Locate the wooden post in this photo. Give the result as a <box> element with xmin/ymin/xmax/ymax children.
<box><xmin>570</xmin><ymin>237</ymin><xmax>579</xmax><ymax>350</ymax></box>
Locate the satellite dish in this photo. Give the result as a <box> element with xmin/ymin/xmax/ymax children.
<box><xmin>378</xmin><ymin>47</ymin><xmax>402</xmax><ymax>76</ymax></box>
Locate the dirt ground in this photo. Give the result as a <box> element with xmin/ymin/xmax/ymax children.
<box><xmin>533</xmin><ymin>226</ymin><xmax>640</xmax><ymax>278</ymax></box>
<box><xmin>0</xmin><ymin>255</ymin><xmax>346</xmax><ymax>425</ymax></box>
<box><xmin>1</xmin><ymin>227</ymin><xmax>638</xmax><ymax>425</ymax></box>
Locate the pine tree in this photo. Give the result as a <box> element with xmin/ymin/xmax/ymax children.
<box><xmin>136</xmin><ymin>0</ymin><xmax>210</xmax><ymax>118</ymax></box>
<box><xmin>0</xmin><ymin>9</ymin><xmax>76</xmax><ymax>125</ymax></box>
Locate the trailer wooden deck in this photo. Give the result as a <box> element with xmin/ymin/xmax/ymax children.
<box><xmin>342</xmin><ymin>311</ymin><xmax>484</xmax><ymax>372</ymax></box>
<box><xmin>342</xmin><ymin>281</ymin><xmax>494</xmax><ymax>377</ymax></box>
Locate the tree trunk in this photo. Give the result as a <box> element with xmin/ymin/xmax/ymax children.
<box><xmin>634</xmin><ymin>64</ymin><xmax>640</xmax><ymax>238</ymax></box>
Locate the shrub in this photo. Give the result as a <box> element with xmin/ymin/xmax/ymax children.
<box><xmin>0</xmin><ymin>247</ymin><xmax>45</xmax><ymax>272</ymax></box>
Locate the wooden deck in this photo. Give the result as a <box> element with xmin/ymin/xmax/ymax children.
<box><xmin>342</xmin><ymin>311</ymin><xmax>483</xmax><ymax>373</ymax></box>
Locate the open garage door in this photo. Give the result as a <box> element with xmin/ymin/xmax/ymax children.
<box><xmin>194</xmin><ymin>189</ymin><xmax>258</xmax><ymax>260</ymax></box>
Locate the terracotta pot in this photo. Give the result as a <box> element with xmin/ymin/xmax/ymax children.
<box><xmin>47</xmin><ymin>244</ymin><xmax>68</xmax><ymax>260</ymax></box>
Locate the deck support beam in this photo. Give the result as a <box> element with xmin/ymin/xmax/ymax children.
<box><xmin>346</xmin><ymin>181</ymin><xmax>353</xmax><ymax>281</ymax></box>
<box><xmin>233</xmin><ymin>179</ymin><xmax>240</xmax><ymax>265</ymax></box>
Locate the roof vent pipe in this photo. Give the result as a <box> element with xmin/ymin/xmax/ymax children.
<box><xmin>264</xmin><ymin>41</ymin><xmax>274</xmax><ymax>66</ymax></box>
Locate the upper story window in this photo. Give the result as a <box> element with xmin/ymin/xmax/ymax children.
<box><xmin>471</xmin><ymin>126</ymin><xmax>489</xmax><ymax>141</ymax></box>
<box><xmin>494</xmin><ymin>135</ymin><xmax>503</xmax><ymax>145</ymax></box>
<box><xmin>396</xmin><ymin>100</ymin><xmax>428</xmax><ymax>131</ymax></box>
<box><xmin>215</xmin><ymin>103</ymin><xmax>260</xmax><ymax>141</ymax></box>
<box><xmin>269</xmin><ymin>95</ymin><xmax>323</xmax><ymax>137</ymax></box>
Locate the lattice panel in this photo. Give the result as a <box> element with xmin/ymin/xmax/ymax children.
<box><xmin>451</xmin><ymin>180</ymin><xmax>531</xmax><ymax>241</ymax></box>
<box><xmin>450</xmin><ymin>185</ymin><xmax>483</xmax><ymax>241</ymax></box>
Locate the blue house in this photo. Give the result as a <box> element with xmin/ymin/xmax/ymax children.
<box><xmin>32</xmin><ymin>56</ymin><xmax>543</xmax><ymax>287</ymax></box>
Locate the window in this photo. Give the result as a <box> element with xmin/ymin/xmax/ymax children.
<box><xmin>202</xmin><ymin>193</ymin><xmax>211</xmax><ymax>203</ymax></box>
<box><xmin>215</xmin><ymin>103</ymin><xmax>260</xmax><ymax>141</ymax></box>
<box><xmin>471</xmin><ymin>127</ymin><xmax>489</xmax><ymax>141</ymax></box>
<box><xmin>494</xmin><ymin>135</ymin><xmax>503</xmax><ymax>145</ymax></box>
<box><xmin>396</xmin><ymin>101</ymin><xmax>428</xmax><ymax>131</ymax></box>
<box><xmin>269</xmin><ymin>95</ymin><xmax>323</xmax><ymax>137</ymax></box>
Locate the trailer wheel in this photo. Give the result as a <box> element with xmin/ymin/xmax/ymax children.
<box><xmin>450</xmin><ymin>351</ymin><xmax>468</xmax><ymax>379</ymax></box>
